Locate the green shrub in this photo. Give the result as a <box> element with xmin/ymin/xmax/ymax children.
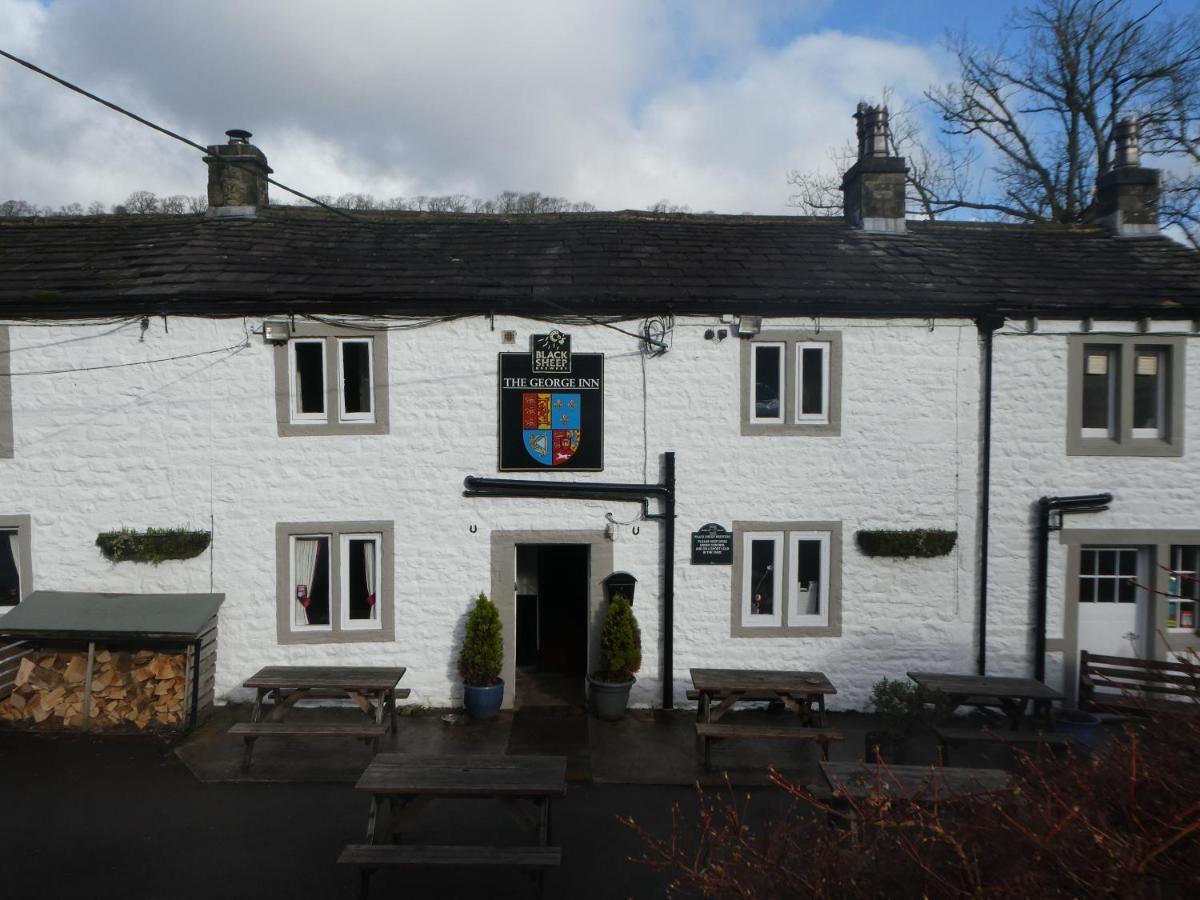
<box><xmin>869</xmin><ymin>677</ymin><xmax>927</xmax><ymax>738</ymax></box>
<box><xmin>597</xmin><ymin>593</ymin><xmax>641</xmax><ymax>683</ymax></box>
<box><xmin>96</xmin><ymin>528</ymin><xmax>211</xmax><ymax>564</ymax></box>
<box><xmin>856</xmin><ymin>528</ymin><xmax>957</xmax><ymax>558</ymax></box>
<box><xmin>459</xmin><ymin>592</ymin><xmax>503</xmax><ymax>686</ymax></box>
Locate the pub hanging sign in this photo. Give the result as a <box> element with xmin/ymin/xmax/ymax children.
<box><xmin>499</xmin><ymin>331</ymin><xmax>604</xmax><ymax>471</ymax></box>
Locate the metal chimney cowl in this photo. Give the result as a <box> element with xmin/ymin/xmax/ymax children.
<box><xmin>204</xmin><ymin>129</ymin><xmax>273</xmax><ymax>218</ymax></box>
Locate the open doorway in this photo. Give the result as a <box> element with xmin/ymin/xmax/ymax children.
<box><xmin>515</xmin><ymin>544</ymin><xmax>590</xmax><ymax>707</ymax></box>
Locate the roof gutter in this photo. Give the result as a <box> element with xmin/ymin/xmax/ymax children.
<box><xmin>1034</xmin><ymin>493</ymin><xmax>1113</xmax><ymax>682</ymax></box>
<box><xmin>463</xmin><ymin>452</ymin><xmax>677</xmax><ymax>709</ymax></box>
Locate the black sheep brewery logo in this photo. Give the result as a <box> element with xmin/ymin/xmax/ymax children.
<box><xmin>531</xmin><ymin>330</ymin><xmax>571</xmax><ymax>374</ymax></box>
<box><xmin>499</xmin><ymin>332</ymin><xmax>603</xmax><ymax>472</ymax></box>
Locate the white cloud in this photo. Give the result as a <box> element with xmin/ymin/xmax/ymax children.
<box><xmin>0</xmin><ymin>0</ymin><xmax>942</xmax><ymax>213</ymax></box>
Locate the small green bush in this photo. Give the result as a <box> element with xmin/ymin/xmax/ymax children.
<box><xmin>856</xmin><ymin>528</ymin><xmax>957</xmax><ymax>558</ymax></box>
<box><xmin>459</xmin><ymin>592</ymin><xmax>503</xmax><ymax>686</ymax></box>
<box><xmin>96</xmin><ymin>528</ymin><xmax>211</xmax><ymax>564</ymax></box>
<box><xmin>869</xmin><ymin>677</ymin><xmax>928</xmax><ymax>738</ymax></box>
<box><xmin>597</xmin><ymin>593</ymin><xmax>641</xmax><ymax>683</ymax></box>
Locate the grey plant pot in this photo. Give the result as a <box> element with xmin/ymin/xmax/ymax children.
<box><xmin>587</xmin><ymin>675</ymin><xmax>635</xmax><ymax>721</ymax></box>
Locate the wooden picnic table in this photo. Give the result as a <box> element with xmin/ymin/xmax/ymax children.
<box><xmin>690</xmin><ymin>668</ymin><xmax>837</xmax><ymax>726</ymax></box>
<box><xmin>232</xmin><ymin>665</ymin><xmax>408</xmax><ymax>769</ymax></box>
<box><xmin>907</xmin><ymin>671</ymin><xmax>1063</xmax><ymax>731</ymax></box>
<box><xmin>344</xmin><ymin>754</ymin><xmax>567</xmax><ymax>898</ymax></box>
<box><xmin>820</xmin><ymin>761</ymin><xmax>1011</xmax><ymax>802</ymax></box>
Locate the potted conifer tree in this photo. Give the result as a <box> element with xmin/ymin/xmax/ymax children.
<box><xmin>587</xmin><ymin>592</ymin><xmax>641</xmax><ymax>721</ymax></box>
<box><xmin>459</xmin><ymin>592</ymin><xmax>504</xmax><ymax>720</ymax></box>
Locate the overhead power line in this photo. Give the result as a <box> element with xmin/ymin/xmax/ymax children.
<box><xmin>0</xmin><ymin>47</ymin><xmax>674</xmax><ymax>346</ymax></box>
<box><xmin>0</xmin><ymin>47</ymin><xmax>356</xmax><ymax>221</ymax></box>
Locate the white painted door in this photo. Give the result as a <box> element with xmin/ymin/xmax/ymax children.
<box><xmin>1077</xmin><ymin>547</ymin><xmax>1145</xmax><ymax>658</ymax></box>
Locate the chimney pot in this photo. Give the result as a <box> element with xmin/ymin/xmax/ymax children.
<box><xmin>842</xmin><ymin>102</ymin><xmax>907</xmax><ymax>233</ymax></box>
<box><xmin>1113</xmin><ymin>118</ymin><xmax>1140</xmax><ymax>168</ymax></box>
<box><xmin>1091</xmin><ymin>117</ymin><xmax>1159</xmax><ymax>237</ymax></box>
<box><xmin>204</xmin><ymin>128</ymin><xmax>272</xmax><ymax>217</ymax></box>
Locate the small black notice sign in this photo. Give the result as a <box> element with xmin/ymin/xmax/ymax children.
<box><xmin>691</xmin><ymin>523</ymin><xmax>733</xmax><ymax>565</ymax></box>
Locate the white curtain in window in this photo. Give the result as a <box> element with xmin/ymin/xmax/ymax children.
<box><xmin>294</xmin><ymin>538</ymin><xmax>321</xmax><ymax>625</ymax></box>
<box><xmin>363</xmin><ymin>541</ymin><xmax>377</xmax><ymax>620</ymax></box>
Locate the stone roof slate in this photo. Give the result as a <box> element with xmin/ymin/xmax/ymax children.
<box><xmin>1</xmin><ymin>207</ymin><xmax>1197</xmax><ymax>319</ymax></box>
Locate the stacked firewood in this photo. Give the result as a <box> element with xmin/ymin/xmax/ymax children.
<box><xmin>0</xmin><ymin>648</ymin><xmax>186</xmax><ymax>729</ymax></box>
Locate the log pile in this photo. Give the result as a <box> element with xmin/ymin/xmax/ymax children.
<box><xmin>0</xmin><ymin>648</ymin><xmax>186</xmax><ymax>729</ymax></box>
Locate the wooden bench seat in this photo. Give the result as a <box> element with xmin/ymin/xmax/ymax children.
<box><xmin>339</xmin><ymin>843</ymin><xmax>561</xmax><ymax>899</ymax></box>
<box><xmin>934</xmin><ymin>726</ymin><xmax>1075</xmax><ymax>764</ymax></box>
<box><xmin>695</xmin><ymin>722</ymin><xmax>844</xmax><ymax>772</ymax></box>
<box><xmin>230</xmin><ymin>720</ymin><xmax>390</xmax><ymax>769</ymax></box>
<box><xmin>1079</xmin><ymin>651</ymin><xmax>1200</xmax><ymax>718</ymax></box>
<box><xmin>271</xmin><ymin>687</ymin><xmax>411</xmax><ymax>702</ymax></box>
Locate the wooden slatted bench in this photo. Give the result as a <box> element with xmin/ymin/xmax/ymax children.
<box><xmin>287</xmin><ymin>687</ymin><xmax>411</xmax><ymax>702</ymax></box>
<box><xmin>339</xmin><ymin>843</ymin><xmax>561</xmax><ymax>900</ymax></box>
<box><xmin>230</xmin><ymin>720</ymin><xmax>390</xmax><ymax>769</ymax></box>
<box><xmin>934</xmin><ymin>726</ymin><xmax>1075</xmax><ymax>765</ymax></box>
<box><xmin>1079</xmin><ymin>651</ymin><xmax>1200</xmax><ymax>717</ymax></box>
<box><xmin>695</xmin><ymin>722</ymin><xmax>844</xmax><ymax>772</ymax></box>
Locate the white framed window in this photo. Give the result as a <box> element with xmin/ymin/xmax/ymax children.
<box><xmin>337</xmin><ymin>338</ymin><xmax>375</xmax><ymax>423</ymax></box>
<box><xmin>732</xmin><ymin>520</ymin><xmax>841</xmax><ymax>636</ymax></box>
<box><xmin>1168</xmin><ymin>545</ymin><xmax>1199</xmax><ymax>632</ymax></box>
<box><xmin>1131</xmin><ymin>347</ymin><xmax>1167</xmax><ymax>439</ymax></box>
<box><xmin>1078</xmin><ymin>547</ymin><xmax>1140</xmax><ymax>603</ymax></box>
<box><xmin>1068</xmin><ymin>335</ymin><xmax>1184</xmax><ymax>456</ymax></box>
<box><xmin>289</xmin><ymin>338</ymin><xmax>327</xmax><ymax>424</ymax></box>
<box><xmin>741</xmin><ymin>331</ymin><xmax>841</xmax><ymax>436</ymax></box>
<box><xmin>788</xmin><ymin>531</ymin><xmax>830</xmax><ymax>626</ymax></box>
<box><xmin>277</xmin><ymin>521</ymin><xmax>393</xmax><ymax>644</ymax></box>
<box><xmin>750</xmin><ymin>343</ymin><xmax>784</xmax><ymax>424</ymax></box>
<box><xmin>0</xmin><ymin>515</ymin><xmax>30</xmax><ymax>612</ymax></box>
<box><xmin>273</xmin><ymin>324</ymin><xmax>389</xmax><ymax>436</ymax></box>
<box><xmin>1080</xmin><ymin>346</ymin><xmax>1117</xmax><ymax>438</ymax></box>
<box><xmin>741</xmin><ymin>531</ymin><xmax>783</xmax><ymax>627</ymax></box>
<box><xmin>339</xmin><ymin>532</ymin><xmax>381</xmax><ymax>630</ymax></box>
<box><xmin>0</xmin><ymin>529</ymin><xmax>22</xmax><ymax>609</ymax></box>
<box><xmin>291</xmin><ymin>534</ymin><xmax>332</xmax><ymax>631</ymax></box>
<box><xmin>794</xmin><ymin>342</ymin><xmax>830</xmax><ymax>424</ymax></box>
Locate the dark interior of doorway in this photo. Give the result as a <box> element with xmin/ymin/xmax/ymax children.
<box><xmin>515</xmin><ymin>544</ymin><xmax>589</xmax><ymax>707</ymax></box>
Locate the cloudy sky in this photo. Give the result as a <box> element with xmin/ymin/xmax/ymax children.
<box><xmin>0</xmin><ymin>0</ymin><xmax>1191</xmax><ymax>213</ymax></box>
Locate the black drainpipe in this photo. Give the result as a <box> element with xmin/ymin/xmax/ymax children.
<box><xmin>463</xmin><ymin>451</ymin><xmax>677</xmax><ymax>709</ymax></box>
<box><xmin>1034</xmin><ymin>493</ymin><xmax>1113</xmax><ymax>682</ymax></box>
<box><xmin>975</xmin><ymin>315</ymin><xmax>1003</xmax><ymax>675</ymax></box>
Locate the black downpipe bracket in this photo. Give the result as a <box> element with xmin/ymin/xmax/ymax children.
<box><xmin>1034</xmin><ymin>493</ymin><xmax>1113</xmax><ymax>682</ymax></box>
<box><xmin>463</xmin><ymin>451</ymin><xmax>677</xmax><ymax>709</ymax></box>
<box><xmin>975</xmin><ymin>315</ymin><xmax>1003</xmax><ymax>675</ymax></box>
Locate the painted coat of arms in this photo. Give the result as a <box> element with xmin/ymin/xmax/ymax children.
<box><xmin>522</xmin><ymin>392</ymin><xmax>581</xmax><ymax>466</ymax></box>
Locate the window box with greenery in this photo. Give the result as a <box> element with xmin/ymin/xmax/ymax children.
<box><xmin>587</xmin><ymin>593</ymin><xmax>641</xmax><ymax>721</ymax></box>
<box><xmin>95</xmin><ymin>528</ymin><xmax>211</xmax><ymax>564</ymax></box>
<box><xmin>460</xmin><ymin>592</ymin><xmax>504</xmax><ymax>720</ymax></box>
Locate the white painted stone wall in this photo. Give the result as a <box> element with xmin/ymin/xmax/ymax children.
<box><xmin>0</xmin><ymin>314</ymin><xmax>980</xmax><ymax>709</ymax></box>
<box><xmin>987</xmin><ymin>320</ymin><xmax>1200</xmax><ymax>695</ymax></box>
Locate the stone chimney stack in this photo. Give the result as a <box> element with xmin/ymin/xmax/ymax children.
<box><xmin>204</xmin><ymin>129</ymin><xmax>272</xmax><ymax>217</ymax></box>
<box><xmin>840</xmin><ymin>103</ymin><xmax>908</xmax><ymax>233</ymax></box>
<box><xmin>1093</xmin><ymin>118</ymin><xmax>1160</xmax><ymax>237</ymax></box>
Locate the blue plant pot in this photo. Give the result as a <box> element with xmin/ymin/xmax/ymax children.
<box><xmin>1056</xmin><ymin>709</ymin><xmax>1100</xmax><ymax>746</ymax></box>
<box><xmin>463</xmin><ymin>679</ymin><xmax>504</xmax><ymax>720</ymax></box>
